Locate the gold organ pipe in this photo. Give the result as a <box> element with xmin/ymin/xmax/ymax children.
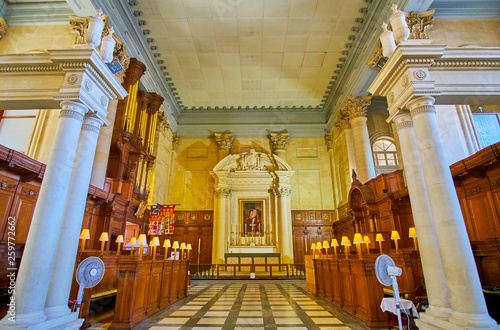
<box><xmin>128</xmin><ymin>83</ymin><xmax>139</xmax><ymax>133</ymax></box>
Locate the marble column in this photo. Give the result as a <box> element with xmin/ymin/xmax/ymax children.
<box><xmin>456</xmin><ymin>104</ymin><xmax>481</xmax><ymax>155</ymax></box>
<box><xmin>346</xmin><ymin>96</ymin><xmax>376</xmax><ymax>183</ymax></box>
<box><xmin>0</xmin><ymin>101</ymin><xmax>87</xmax><ymax>327</ymax></box>
<box><xmin>44</xmin><ymin>114</ymin><xmax>104</xmax><ymax>321</ymax></box>
<box><xmin>393</xmin><ymin>112</ymin><xmax>451</xmax><ymax>319</ymax></box>
<box><xmin>212</xmin><ymin>188</ymin><xmax>230</xmax><ymax>264</ymax></box>
<box><xmin>408</xmin><ymin>96</ymin><xmax>497</xmax><ymax>328</ymax></box>
<box><xmin>268</xmin><ymin>130</ymin><xmax>289</xmax><ymax>161</ymax></box>
<box><xmin>214</xmin><ymin>132</ymin><xmax>233</xmax><ymax>161</ymax></box>
<box><xmin>90</xmin><ymin>99</ymin><xmax>118</xmax><ymax>188</ymax></box>
<box><xmin>277</xmin><ymin>188</ymin><xmax>293</xmax><ymax>264</ymax></box>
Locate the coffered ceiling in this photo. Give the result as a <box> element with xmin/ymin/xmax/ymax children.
<box><xmin>132</xmin><ymin>0</ymin><xmax>369</xmax><ymax>111</ymax></box>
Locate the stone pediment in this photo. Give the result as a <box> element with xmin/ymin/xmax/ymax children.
<box><xmin>213</xmin><ymin>149</ymin><xmax>292</xmax><ymax>173</ymax></box>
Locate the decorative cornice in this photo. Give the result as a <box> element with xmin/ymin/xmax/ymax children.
<box><xmin>0</xmin><ymin>65</ymin><xmax>62</xmax><ymax>73</ymax></box>
<box><xmin>432</xmin><ymin>60</ymin><xmax>500</xmax><ymax>68</ymax></box>
<box><xmin>214</xmin><ymin>132</ymin><xmax>234</xmax><ymax>152</ymax></box>
<box><xmin>267</xmin><ymin>130</ymin><xmax>289</xmax><ymax>152</ymax></box>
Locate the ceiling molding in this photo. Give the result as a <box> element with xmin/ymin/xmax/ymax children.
<box><xmin>5</xmin><ymin>1</ymin><xmax>73</xmax><ymax>26</ymax></box>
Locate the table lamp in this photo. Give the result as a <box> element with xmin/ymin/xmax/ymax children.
<box><xmin>322</xmin><ymin>240</ymin><xmax>330</xmax><ymax>258</ymax></box>
<box><xmin>409</xmin><ymin>227</ymin><xmax>418</xmax><ymax>251</ymax></box>
<box><xmin>341</xmin><ymin>236</ymin><xmax>350</xmax><ymax>259</ymax></box>
<box><xmin>137</xmin><ymin>234</ymin><xmax>148</xmax><ymax>260</ymax></box>
<box><xmin>99</xmin><ymin>232</ymin><xmax>109</xmax><ymax>255</ymax></box>
<box><xmin>316</xmin><ymin>242</ymin><xmax>322</xmax><ymax>258</ymax></box>
<box><xmin>353</xmin><ymin>233</ymin><xmax>363</xmax><ymax>259</ymax></box>
<box><xmin>129</xmin><ymin>237</ymin><xmax>136</xmax><ymax>256</ymax></box>
<box><xmin>187</xmin><ymin>243</ymin><xmax>192</xmax><ymax>259</ymax></box>
<box><xmin>363</xmin><ymin>235</ymin><xmax>371</xmax><ymax>255</ymax></box>
<box><xmin>163</xmin><ymin>239</ymin><xmax>171</xmax><ymax>260</ymax></box>
<box><xmin>331</xmin><ymin>238</ymin><xmax>339</xmax><ymax>258</ymax></box>
<box><xmin>311</xmin><ymin>243</ymin><xmax>316</xmax><ymax>258</ymax></box>
<box><xmin>391</xmin><ymin>230</ymin><xmax>401</xmax><ymax>253</ymax></box>
<box><xmin>172</xmin><ymin>241</ymin><xmax>179</xmax><ymax>260</ymax></box>
<box><xmin>80</xmin><ymin>229</ymin><xmax>90</xmax><ymax>252</ymax></box>
<box><xmin>180</xmin><ymin>242</ymin><xmax>186</xmax><ymax>260</ymax></box>
<box><xmin>116</xmin><ymin>235</ymin><xmax>124</xmax><ymax>256</ymax></box>
<box><xmin>150</xmin><ymin>237</ymin><xmax>160</xmax><ymax>260</ymax></box>
<box><xmin>375</xmin><ymin>233</ymin><xmax>384</xmax><ymax>254</ymax></box>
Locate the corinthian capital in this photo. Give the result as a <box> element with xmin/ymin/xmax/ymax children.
<box><xmin>214</xmin><ymin>188</ymin><xmax>231</xmax><ymax>197</ymax></box>
<box><xmin>345</xmin><ymin>96</ymin><xmax>372</xmax><ymax>119</ymax></box>
<box><xmin>214</xmin><ymin>132</ymin><xmax>234</xmax><ymax>152</ymax></box>
<box><xmin>277</xmin><ymin>187</ymin><xmax>292</xmax><ymax>197</ymax></box>
<box><xmin>267</xmin><ymin>129</ymin><xmax>289</xmax><ymax>152</ymax></box>
<box><xmin>172</xmin><ymin>133</ymin><xmax>180</xmax><ymax>151</ymax></box>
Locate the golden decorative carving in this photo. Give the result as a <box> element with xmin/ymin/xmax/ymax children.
<box><xmin>0</xmin><ymin>18</ymin><xmax>7</xmax><ymax>39</ymax></box>
<box><xmin>405</xmin><ymin>9</ymin><xmax>435</xmax><ymax>39</ymax></box>
<box><xmin>214</xmin><ymin>132</ymin><xmax>234</xmax><ymax>151</ymax></box>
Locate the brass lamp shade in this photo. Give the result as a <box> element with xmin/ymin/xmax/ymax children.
<box><xmin>99</xmin><ymin>232</ymin><xmax>109</xmax><ymax>241</ymax></box>
<box><xmin>116</xmin><ymin>235</ymin><xmax>124</xmax><ymax>243</ymax></box>
<box><xmin>180</xmin><ymin>242</ymin><xmax>186</xmax><ymax>249</ymax></box>
<box><xmin>187</xmin><ymin>244</ymin><xmax>192</xmax><ymax>250</ymax></box>
<box><xmin>391</xmin><ymin>230</ymin><xmax>401</xmax><ymax>240</ymax></box>
<box><xmin>150</xmin><ymin>237</ymin><xmax>160</xmax><ymax>246</ymax></box>
<box><xmin>340</xmin><ymin>236</ymin><xmax>350</xmax><ymax>246</ymax></box>
<box><xmin>172</xmin><ymin>241</ymin><xmax>179</xmax><ymax>249</ymax></box>
<box><xmin>408</xmin><ymin>227</ymin><xmax>417</xmax><ymax>238</ymax></box>
<box><xmin>130</xmin><ymin>237</ymin><xmax>137</xmax><ymax>244</ymax></box>
<box><xmin>137</xmin><ymin>234</ymin><xmax>148</xmax><ymax>245</ymax></box>
<box><xmin>375</xmin><ymin>233</ymin><xmax>384</xmax><ymax>242</ymax></box>
<box><xmin>331</xmin><ymin>239</ymin><xmax>339</xmax><ymax>247</ymax></box>
<box><xmin>80</xmin><ymin>229</ymin><xmax>90</xmax><ymax>240</ymax></box>
<box><xmin>353</xmin><ymin>233</ymin><xmax>363</xmax><ymax>244</ymax></box>
<box><xmin>322</xmin><ymin>240</ymin><xmax>330</xmax><ymax>249</ymax></box>
<box><xmin>163</xmin><ymin>239</ymin><xmax>171</xmax><ymax>248</ymax></box>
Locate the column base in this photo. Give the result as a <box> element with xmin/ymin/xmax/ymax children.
<box><xmin>424</xmin><ymin>305</ymin><xmax>452</xmax><ymax>319</ymax></box>
<box><xmin>416</xmin><ymin>313</ymin><xmax>499</xmax><ymax>330</ymax></box>
<box><xmin>0</xmin><ymin>310</ymin><xmax>46</xmax><ymax>328</ymax></box>
<box><xmin>44</xmin><ymin>305</ymin><xmax>71</xmax><ymax>320</ymax></box>
<box><xmin>0</xmin><ymin>312</ymin><xmax>83</xmax><ymax>330</ymax></box>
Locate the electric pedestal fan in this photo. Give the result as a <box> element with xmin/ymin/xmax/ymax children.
<box><xmin>75</xmin><ymin>257</ymin><xmax>105</xmax><ymax>314</ymax></box>
<box><xmin>375</xmin><ymin>254</ymin><xmax>403</xmax><ymax>329</ymax></box>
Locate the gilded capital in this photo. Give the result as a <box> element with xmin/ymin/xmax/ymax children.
<box><xmin>268</xmin><ymin>129</ymin><xmax>289</xmax><ymax>152</ymax></box>
<box><xmin>0</xmin><ymin>18</ymin><xmax>7</xmax><ymax>39</ymax></box>
<box><xmin>214</xmin><ymin>188</ymin><xmax>231</xmax><ymax>197</ymax></box>
<box><xmin>214</xmin><ymin>132</ymin><xmax>234</xmax><ymax>152</ymax></box>
<box><xmin>405</xmin><ymin>9</ymin><xmax>434</xmax><ymax>39</ymax></box>
<box><xmin>345</xmin><ymin>96</ymin><xmax>372</xmax><ymax>119</ymax></box>
<box><xmin>324</xmin><ymin>132</ymin><xmax>334</xmax><ymax>151</ymax></box>
<box><xmin>172</xmin><ymin>133</ymin><xmax>180</xmax><ymax>151</ymax></box>
<box><xmin>157</xmin><ymin>110</ymin><xmax>170</xmax><ymax>133</ymax></box>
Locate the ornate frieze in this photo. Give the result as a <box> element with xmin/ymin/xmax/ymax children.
<box><xmin>267</xmin><ymin>130</ymin><xmax>289</xmax><ymax>152</ymax></box>
<box><xmin>214</xmin><ymin>132</ymin><xmax>234</xmax><ymax>152</ymax></box>
<box><xmin>405</xmin><ymin>9</ymin><xmax>434</xmax><ymax>40</ymax></box>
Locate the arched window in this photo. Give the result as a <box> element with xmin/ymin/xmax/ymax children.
<box><xmin>373</xmin><ymin>138</ymin><xmax>399</xmax><ymax>174</ymax></box>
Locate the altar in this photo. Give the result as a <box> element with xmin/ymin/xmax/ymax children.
<box><xmin>225</xmin><ymin>252</ymin><xmax>281</xmax><ymax>272</ymax></box>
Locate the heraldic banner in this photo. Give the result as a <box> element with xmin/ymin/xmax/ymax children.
<box><xmin>148</xmin><ymin>205</ymin><xmax>175</xmax><ymax>235</ymax></box>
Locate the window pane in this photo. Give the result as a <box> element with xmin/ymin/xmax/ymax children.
<box><xmin>387</xmin><ymin>160</ymin><xmax>395</xmax><ymax>166</ymax></box>
<box><xmin>379</xmin><ymin>159</ymin><xmax>387</xmax><ymax>166</ymax></box>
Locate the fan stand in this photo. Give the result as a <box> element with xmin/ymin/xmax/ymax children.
<box><xmin>391</xmin><ymin>275</ymin><xmax>404</xmax><ymax>330</ymax></box>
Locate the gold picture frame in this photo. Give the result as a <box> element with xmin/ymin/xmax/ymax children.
<box><xmin>240</xmin><ymin>199</ymin><xmax>265</xmax><ymax>235</ymax></box>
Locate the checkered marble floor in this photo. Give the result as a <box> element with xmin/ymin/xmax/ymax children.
<box><xmin>131</xmin><ymin>280</ymin><xmax>367</xmax><ymax>330</ymax></box>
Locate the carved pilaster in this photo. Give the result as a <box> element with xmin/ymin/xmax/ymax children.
<box><xmin>171</xmin><ymin>133</ymin><xmax>179</xmax><ymax>151</ymax></box>
<box><xmin>345</xmin><ymin>96</ymin><xmax>372</xmax><ymax>119</ymax></box>
<box><xmin>214</xmin><ymin>132</ymin><xmax>234</xmax><ymax>152</ymax></box>
<box><xmin>268</xmin><ymin>129</ymin><xmax>289</xmax><ymax>152</ymax></box>
<box><xmin>405</xmin><ymin>9</ymin><xmax>434</xmax><ymax>39</ymax></box>
<box><xmin>157</xmin><ymin>110</ymin><xmax>170</xmax><ymax>133</ymax></box>
<box><xmin>325</xmin><ymin>132</ymin><xmax>334</xmax><ymax>151</ymax></box>
<box><xmin>0</xmin><ymin>18</ymin><xmax>7</xmax><ymax>39</ymax></box>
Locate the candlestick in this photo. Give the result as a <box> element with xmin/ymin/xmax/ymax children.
<box><xmin>198</xmin><ymin>238</ymin><xmax>201</xmax><ymax>253</ymax></box>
